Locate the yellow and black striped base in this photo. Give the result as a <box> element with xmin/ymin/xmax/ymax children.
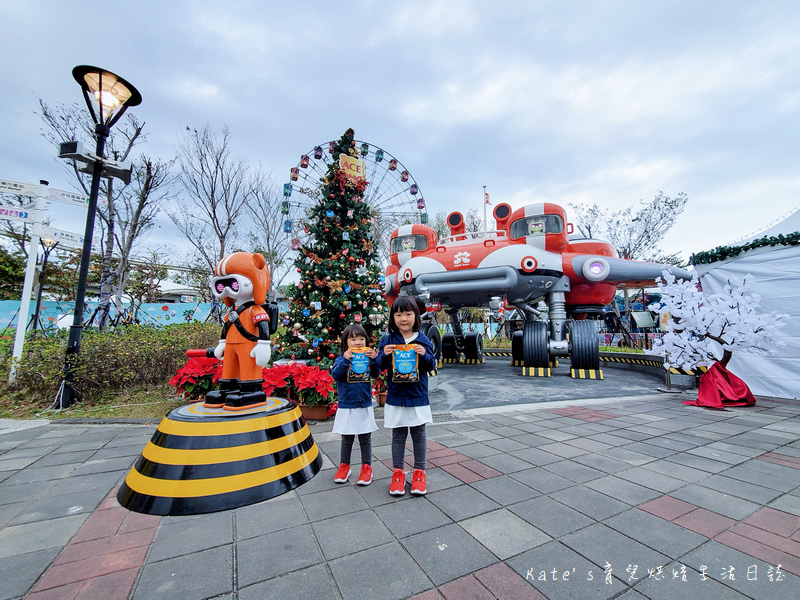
<box><xmin>512</xmin><ymin>358</ymin><xmax>557</xmax><ymax>368</ymax></box>
<box><xmin>442</xmin><ymin>357</ymin><xmax>462</xmax><ymax>364</ymax></box>
<box><xmin>570</xmin><ymin>368</ymin><xmax>604</xmax><ymax>379</ymax></box>
<box><xmin>463</xmin><ymin>358</ymin><xmax>485</xmax><ymax>364</ymax></box>
<box><xmin>669</xmin><ymin>365</ymin><xmax>708</xmax><ymax>376</ymax></box>
<box><xmin>522</xmin><ymin>367</ymin><xmax>551</xmax><ymax>377</ymax></box>
<box><xmin>601</xmin><ymin>355</ymin><xmax>663</xmax><ymax>369</ymax></box>
<box><xmin>117</xmin><ymin>398</ymin><xmax>322</xmax><ymax>516</ymax></box>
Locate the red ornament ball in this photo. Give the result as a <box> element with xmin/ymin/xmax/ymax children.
<box><xmin>348</xmin><ymin>256</ymin><xmax>355</xmax><ymax>262</ymax></box>
<box><xmin>316</xmin><ymin>356</ymin><xmax>321</xmax><ymax>361</ymax></box>
<box><xmin>324</xmin><ymin>228</ymin><xmax>329</xmax><ymax>232</ymax></box>
<box><xmin>339</xmin><ymin>313</ymin><xmax>345</xmax><ymax>319</ymax></box>
<box><xmin>296</xmin><ymin>268</ymin><xmax>301</xmax><ymax>273</ymax></box>
<box><xmin>328</xmin><ymin>353</ymin><xmax>335</xmax><ymax>359</ymax></box>
<box><xmin>291</xmin><ymin>354</ymin><xmax>296</xmax><ymax>359</ymax></box>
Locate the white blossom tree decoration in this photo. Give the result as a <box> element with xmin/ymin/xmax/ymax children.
<box><xmin>651</xmin><ymin>270</ymin><xmax>787</xmax><ymax>372</ymax></box>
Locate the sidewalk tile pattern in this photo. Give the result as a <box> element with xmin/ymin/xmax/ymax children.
<box><xmin>28</xmin><ymin>488</ymin><xmax>159</xmax><ymax>599</ymax></box>
<box><xmin>3</xmin><ymin>393</ymin><xmax>800</xmax><ymax>599</ymax></box>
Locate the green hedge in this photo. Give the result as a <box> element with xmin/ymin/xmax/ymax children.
<box><xmin>4</xmin><ymin>322</ymin><xmax>220</xmax><ymax>404</ymax></box>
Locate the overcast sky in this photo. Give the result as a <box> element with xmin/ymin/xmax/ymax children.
<box><xmin>2</xmin><ymin>0</ymin><xmax>799</xmax><ymax>264</ymax></box>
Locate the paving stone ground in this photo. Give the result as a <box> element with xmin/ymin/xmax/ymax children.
<box><xmin>2</xmin><ymin>386</ymin><xmax>800</xmax><ymax>599</ymax></box>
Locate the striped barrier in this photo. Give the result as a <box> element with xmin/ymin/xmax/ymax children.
<box><xmin>570</xmin><ymin>368</ymin><xmax>604</xmax><ymax>380</ymax></box>
<box><xmin>599</xmin><ymin>353</ymin><xmax>707</xmax><ymax>377</ymax></box>
<box><xmin>600</xmin><ymin>354</ymin><xmax>663</xmax><ymax>369</ymax></box>
<box><xmin>669</xmin><ymin>365</ymin><xmax>708</xmax><ymax>376</ymax></box>
<box><xmin>117</xmin><ymin>398</ymin><xmax>322</xmax><ymax>516</ymax></box>
<box><xmin>522</xmin><ymin>367</ymin><xmax>551</xmax><ymax>377</ymax></box>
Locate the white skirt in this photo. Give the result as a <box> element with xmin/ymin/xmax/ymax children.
<box><xmin>383</xmin><ymin>404</ymin><xmax>433</xmax><ymax>429</ymax></box>
<box><xmin>332</xmin><ymin>406</ymin><xmax>378</xmax><ymax>435</ymax></box>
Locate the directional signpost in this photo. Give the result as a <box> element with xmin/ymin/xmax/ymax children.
<box><xmin>0</xmin><ymin>178</ymin><xmax>100</xmax><ymax>381</ymax></box>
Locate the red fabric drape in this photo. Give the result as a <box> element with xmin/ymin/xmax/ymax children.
<box><xmin>682</xmin><ymin>361</ymin><xmax>757</xmax><ymax>409</ymax></box>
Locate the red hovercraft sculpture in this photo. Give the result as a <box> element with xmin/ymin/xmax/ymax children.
<box><xmin>383</xmin><ymin>202</ymin><xmax>691</xmax><ymax>376</ymax></box>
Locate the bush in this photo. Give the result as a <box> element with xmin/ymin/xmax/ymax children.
<box><xmin>3</xmin><ymin>322</ymin><xmax>220</xmax><ymax>406</ymax></box>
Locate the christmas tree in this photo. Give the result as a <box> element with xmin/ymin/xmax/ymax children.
<box><xmin>273</xmin><ymin>129</ymin><xmax>388</xmax><ymax>367</ymax></box>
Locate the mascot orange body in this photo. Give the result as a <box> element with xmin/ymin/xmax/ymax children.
<box><xmin>204</xmin><ymin>252</ymin><xmax>273</xmax><ymax>410</ymax></box>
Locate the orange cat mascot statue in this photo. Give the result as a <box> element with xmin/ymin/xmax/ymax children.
<box><xmin>204</xmin><ymin>252</ymin><xmax>273</xmax><ymax>410</ymax></box>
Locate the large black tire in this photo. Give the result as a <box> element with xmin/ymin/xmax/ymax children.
<box><xmin>523</xmin><ymin>321</ymin><xmax>549</xmax><ymax>368</ymax></box>
<box><xmin>441</xmin><ymin>331</ymin><xmax>458</xmax><ymax>360</ymax></box>
<box><xmin>463</xmin><ymin>332</ymin><xmax>483</xmax><ymax>361</ymax></box>
<box><xmin>422</xmin><ymin>324</ymin><xmax>442</xmax><ymax>363</ymax></box>
<box><xmin>569</xmin><ymin>319</ymin><xmax>600</xmax><ymax>370</ymax></box>
<box><xmin>511</xmin><ymin>331</ymin><xmax>523</xmax><ymax>363</ymax></box>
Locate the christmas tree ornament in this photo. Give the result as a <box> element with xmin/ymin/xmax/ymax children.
<box><xmin>302</xmin><ymin>309</ymin><xmax>310</xmax><ymax>316</ymax></box>
<box><xmin>354</xmin><ymin>313</ymin><xmax>363</xmax><ymax>322</ymax></box>
<box><xmin>343</xmin><ymin>232</ymin><xmax>349</xmax><ymax>240</ymax></box>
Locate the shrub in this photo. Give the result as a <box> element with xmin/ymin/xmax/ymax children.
<box><xmin>3</xmin><ymin>322</ymin><xmax>220</xmax><ymax>406</ymax></box>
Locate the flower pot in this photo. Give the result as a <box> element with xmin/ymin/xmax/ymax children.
<box><xmin>298</xmin><ymin>403</ymin><xmax>330</xmax><ymax>420</ymax></box>
<box><xmin>376</xmin><ymin>392</ymin><xmax>387</xmax><ymax>407</ymax></box>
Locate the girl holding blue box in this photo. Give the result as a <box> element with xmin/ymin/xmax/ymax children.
<box><xmin>377</xmin><ymin>296</ymin><xmax>436</xmax><ymax>496</ymax></box>
<box><xmin>330</xmin><ymin>324</ymin><xmax>380</xmax><ymax>485</ymax></box>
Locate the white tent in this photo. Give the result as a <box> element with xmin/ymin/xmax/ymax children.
<box><xmin>694</xmin><ymin>208</ymin><xmax>800</xmax><ymax>399</ymax></box>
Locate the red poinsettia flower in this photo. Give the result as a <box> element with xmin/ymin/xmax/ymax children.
<box><xmin>169</xmin><ymin>357</ymin><xmax>222</xmax><ymax>399</ymax></box>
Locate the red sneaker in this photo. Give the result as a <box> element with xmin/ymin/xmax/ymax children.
<box><xmin>389</xmin><ymin>468</ymin><xmax>406</xmax><ymax>495</ymax></box>
<box><xmin>357</xmin><ymin>464</ymin><xmax>373</xmax><ymax>486</ymax></box>
<box><xmin>410</xmin><ymin>469</ymin><xmax>427</xmax><ymax>495</ymax></box>
<box><xmin>333</xmin><ymin>463</ymin><xmax>351</xmax><ymax>483</ymax></box>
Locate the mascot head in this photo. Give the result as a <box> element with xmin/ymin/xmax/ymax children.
<box><xmin>210</xmin><ymin>252</ymin><xmax>270</xmax><ymax>307</ymax></box>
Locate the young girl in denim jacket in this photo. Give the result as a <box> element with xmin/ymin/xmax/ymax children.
<box><xmin>330</xmin><ymin>324</ymin><xmax>380</xmax><ymax>485</ymax></box>
<box><xmin>376</xmin><ymin>296</ymin><xmax>436</xmax><ymax>495</ymax></box>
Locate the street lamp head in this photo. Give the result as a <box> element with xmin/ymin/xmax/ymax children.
<box><xmin>72</xmin><ymin>65</ymin><xmax>142</xmax><ymax>129</ymax></box>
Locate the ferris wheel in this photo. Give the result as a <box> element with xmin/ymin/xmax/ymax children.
<box><xmin>281</xmin><ymin>140</ymin><xmax>428</xmax><ymax>261</ymax></box>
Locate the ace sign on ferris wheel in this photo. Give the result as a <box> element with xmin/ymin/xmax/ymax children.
<box><xmin>282</xmin><ymin>139</ymin><xmax>428</xmax><ymax>262</ymax></box>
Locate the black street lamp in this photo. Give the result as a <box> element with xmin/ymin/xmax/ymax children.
<box><xmin>59</xmin><ymin>66</ymin><xmax>141</xmax><ymax>408</ymax></box>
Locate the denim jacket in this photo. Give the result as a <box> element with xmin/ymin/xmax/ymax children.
<box><xmin>331</xmin><ymin>355</ymin><xmax>380</xmax><ymax>409</ymax></box>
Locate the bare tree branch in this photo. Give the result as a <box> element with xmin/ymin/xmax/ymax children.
<box><xmin>170</xmin><ymin>125</ymin><xmax>251</xmax><ymax>272</ymax></box>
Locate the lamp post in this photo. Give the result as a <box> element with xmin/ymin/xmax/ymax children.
<box><xmin>59</xmin><ymin>66</ymin><xmax>141</xmax><ymax>408</ymax></box>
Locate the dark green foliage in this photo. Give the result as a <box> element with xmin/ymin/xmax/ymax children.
<box><xmin>690</xmin><ymin>231</ymin><xmax>800</xmax><ymax>265</ymax></box>
<box><xmin>0</xmin><ymin>246</ymin><xmax>25</xmax><ymax>300</ymax></box>
<box><xmin>4</xmin><ymin>322</ymin><xmax>220</xmax><ymax>403</ymax></box>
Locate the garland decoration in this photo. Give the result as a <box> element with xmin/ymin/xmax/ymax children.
<box><xmin>690</xmin><ymin>231</ymin><xmax>800</xmax><ymax>265</ymax></box>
